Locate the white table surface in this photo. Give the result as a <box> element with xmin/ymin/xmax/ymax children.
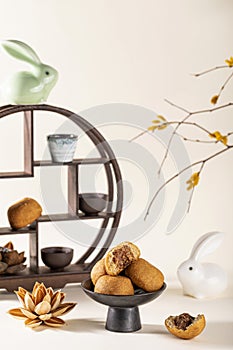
<box><xmin>0</xmin><ymin>282</ymin><xmax>232</xmax><ymax>350</ymax></box>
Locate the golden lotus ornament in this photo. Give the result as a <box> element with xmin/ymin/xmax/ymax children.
<box><xmin>8</xmin><ymin>282</ymin><xmax>77</xmax><ymax>328</ymax></box>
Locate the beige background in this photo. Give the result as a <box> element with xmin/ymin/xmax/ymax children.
<box><xmin>0</xmin><ymin>0</ymin><xmax>232</xmax><ymax>292</ymax></box>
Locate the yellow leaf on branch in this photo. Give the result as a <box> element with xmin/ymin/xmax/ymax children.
<box><xmin>225</xmin><ymin>56</ymin><xmax>233</xmax><ymax>67</ymax></box>
<box><xmin>157</xmin><ymin>124</ymin><xmax>167</xmax><ymax>130</ymax></box>
<box><xmin>210</xmin><ymin>95</ymin><xmax>219</xmax><ymax>105</ymax></box>
<box><xmin>147</xmin><ymin>125</ymin><xmax>158</xmax><ymax>132</ymax></box>
<box><xmin>157</xmin><ymin>115</ymin><xmax>166</xmax><ymax>121</ymax></box>
<box><xmin>148</xmin><ymin>115</ymin><xmax>168</xmax><ymax>132</ymax></box>
<box><xmin>186</xmin><ymin>172</ymin><xmax>200</xmax><ymax>191</ymax></box>
<box><xmin>209</xmin><ymin>131</ymin><xmax>228</xmax><ymax>146</ymax></box>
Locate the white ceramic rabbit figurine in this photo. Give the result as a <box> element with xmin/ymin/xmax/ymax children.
<box><xmin>177</xmin><ymin>231</ymin><xmax>228</xmax><ymax>298</ymax></box>
<box><xmin>0</xmin><ymin>39</ymin><xmax>58</xmax><ymax>104</ymax></box>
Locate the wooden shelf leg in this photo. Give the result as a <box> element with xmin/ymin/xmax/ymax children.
<box><xmin>68</xmin><ymin>164</ymin><xmax>78</xmax><ymax>215</ymax></box>
<box><xmin>29</xmin><ymin>224</ymin><xmax>38</xmax><ymax>273</ymax></box>
<box><xmin>24</xmin><ymin>111</ymin><xmax>33</xmax><ymax>175</ymax></box>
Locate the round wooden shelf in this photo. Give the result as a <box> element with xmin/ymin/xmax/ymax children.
<box><xmin>0</xmin><ymin>104</ymin><xmax>123</xmax><ymax>292</ymax></box>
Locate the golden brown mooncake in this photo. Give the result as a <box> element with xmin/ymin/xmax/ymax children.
<box><xmin>165</xmin><ymin>313</ymin><xmax>206</xmax><ymax>339</ymax></box>
<box><xmin>8</xmin><ymin>198</ymin><xmax>42</xmax><ymax>229</ymax></box>
<box><xmin>125</xmin><ymin>258</ymin><xmax>164</xmax><ymax>292</ymax></box>
<box><xmin>104</xmin><ymin>241</ymin><xmax>140</xmax><ymax>276</ymax></box>
<box><xmin>94</xmin><ymin>275</ymin><xmax>134</xmax><ymax>295</ymax></box>
<box><xmin>90</xmin><ymin>258</ymin><xmax>107</xmax><ymax>285</ymax></box>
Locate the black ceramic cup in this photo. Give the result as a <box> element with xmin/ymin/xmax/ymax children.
<box><xmin>79</xmin><ymin>193</ymin><xmax>108</xmax><ymax>215</ymax></box>
<box><xmin>41</xmin><ymin>246</ymin><xmax>73</xmax><ymax>270</ymax></box>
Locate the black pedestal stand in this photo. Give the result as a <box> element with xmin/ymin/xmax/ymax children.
<box><xmin>106</xmin><ymin>306</ymin><xmax>141</xmax><ymax>332</ymax></box>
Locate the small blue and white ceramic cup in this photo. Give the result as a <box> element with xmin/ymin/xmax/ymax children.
<box><xmin>47</xmin><ymin>134</ymin><xmax>78</xmax><ymax>163</ymax></box>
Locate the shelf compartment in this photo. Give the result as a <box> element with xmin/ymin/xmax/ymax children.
<box><xmin>0</xmin><ymin>226</ymin><xmax>38</xmax><ymax>275</ymax></box>
<box><xmin>0</xmin><ymin>211</ymin><xmax>115</xmax><ymax>235</ymax></box>
<box><xmin>0</xmin><ymin>111</ymin><xmax>33</xmax><ymax>178</ymax></box>
<box><xmin>34</xmin><ymin>157</ymin><xmax>109</xmax><ymax>167</ymax></box>
<box><xmin>0</xmin><ymin>264</ymin><xmax>90</xmax><ymax>292</ymax></box>
<box><xmin>37</xmin><ymin>212</ymin><xmax>115</xmax><ymax>222</ymax></box>
<box><xmin>0</xmin><ymin>171</ymin><xmax>33</xmax><ymax>179</ymax></box>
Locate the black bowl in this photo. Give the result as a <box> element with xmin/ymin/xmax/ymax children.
<box><xmin>79</xmin><ymin>193</ymin><xmax>108</xmax><ymax>215</ymax></box>
<box><xmin>41</xmin><ymin>246</ymin><xmax>73</xmax><ymax>270</ymax></box>
<box><xmin>81</xmin><ymin>278</ymin><xmax>166</xmax><ymax>332</ymax></box>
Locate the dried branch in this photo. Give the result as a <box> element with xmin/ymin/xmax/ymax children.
<box><xmin>130</xmin><ymin>58</ymin><xmax>233</xmax><ymax>220</ymax></box>
<box><xmin>144</xmin><ymin>145</ymin><xmax>233</xmax><ymax>220</ymax></box>
<box><xmin>187</xmin><ymin>161</ymin><xmax>205</xmax><ymax>213</ymax></box>
<box><xmin>192</xmin><ymin>65</ymin><xmax>229</xmax><ymax>77</ymax></box>
<box><xmin>164</xmin><ymin>98</ymin><xmax>190</xmax><ymax>113</ymax></box>
<box><xmin>175</xmin><ymin>132</ymin><xmax>217</xmax><ymax>144</ymax></box>
<box><xmin>166</xmin><ymin>101</ymin><xmax>233</xmax><ymax>116</ymax></box>
<box><xmin>194</xmin><ymin>58</ymin><xmax>233</xmax><ymax>105</ymax></box>
<box><xmin>157</xmin><ymin>102</ymin><xmax>232</xmax><ymax>174</ymax></box>
<box><xmin>216</xmin><ymin>71</ymin><xmax>233</xmax><ymax>103</ymax></box>
<box><xmin>130</xmin><ymin>102</ymin><xmax>233</xmax><ymax>144</ymax></box>
<box><xmin>130</xmin><ymin>129</ymin><xmax>148</xmax><ymax>142</ymax></box>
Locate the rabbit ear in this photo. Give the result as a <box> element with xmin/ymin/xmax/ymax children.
<box><xmin>190</xmin><ymin>231</ymin><xmax>225</xmax><ymax>260</ymax></box>
<box><xmin>1</xmin><ymin>40</ymin><xmax>41</xmax><ymax>65</ymax></box>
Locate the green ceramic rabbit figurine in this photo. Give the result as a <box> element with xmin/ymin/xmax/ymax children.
<box><xmin>1</xmin><ymin>40</ymin><xmax>58</xmax><ymax>104</ymax></box>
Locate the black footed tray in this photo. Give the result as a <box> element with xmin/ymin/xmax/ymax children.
<box><xmin>81</xmin><ymin>278</ymin><xmax>167</xmax><ymax>333</ymax></box>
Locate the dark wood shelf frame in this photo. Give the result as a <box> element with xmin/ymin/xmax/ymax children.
<box><xmin>0</xmin><ymin>104</ymin><xmax>123</xmax><ymax>292</ymax></box>
<box><xmin>38</xmin><ymin>212</ymin><xmax>115</xmax><ymax>222</ymax></box>
<box><xmin>0</xmin><ymin>110</ymin><xmax>33</xmax><ymax>178</ymax></box>
<box><xmin>0</xmin><ymin>264</ymin><xmax>90</xmax><ymax>292</ymax></box>
<box><xmin>34</xmin><ymin>157</ymin><xmax>109</xmax><ymax>167</ymax></box>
